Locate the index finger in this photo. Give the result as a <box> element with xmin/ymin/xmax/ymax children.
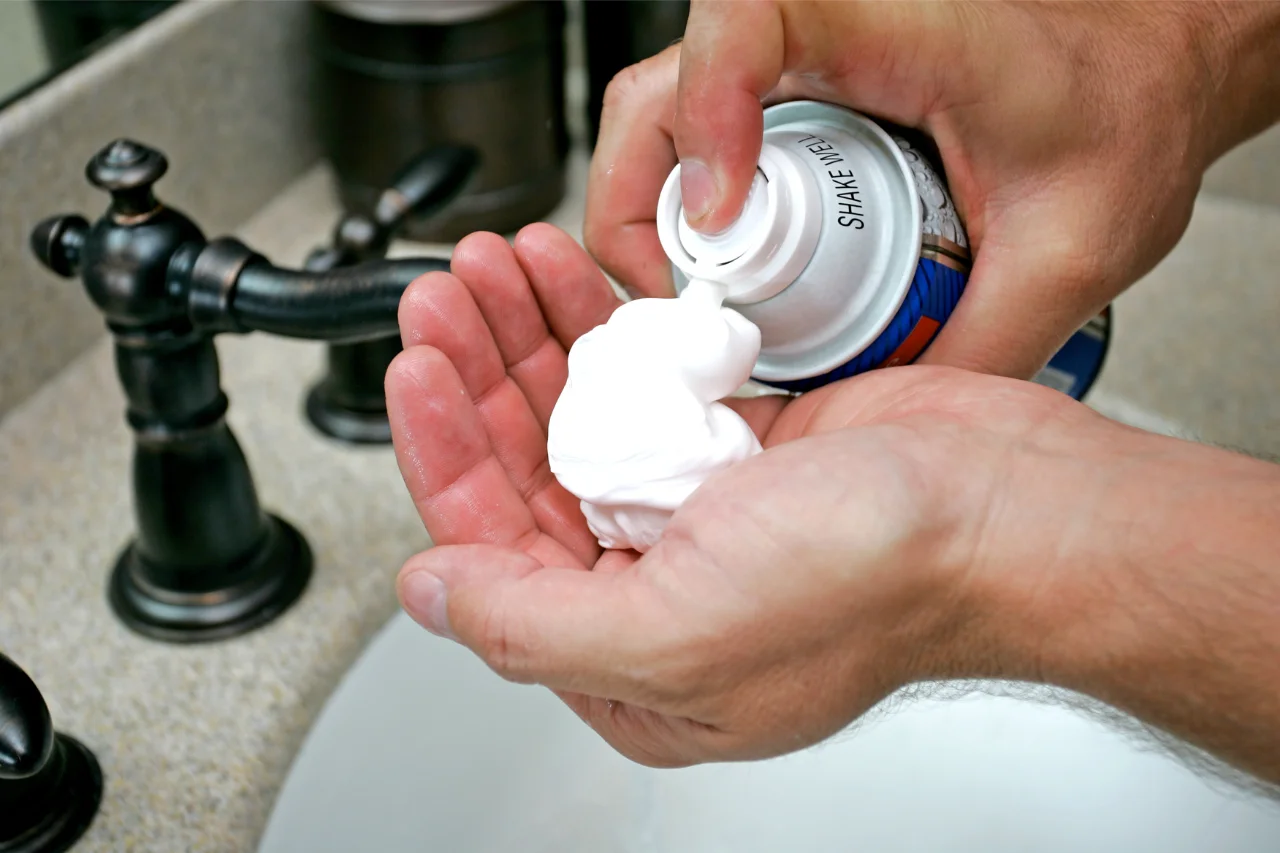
<box><xmin>583</xmin><ymin>45</ymin><xmax>682</xmax><ymax>299</ymax></box>
<box><xmin>674</xmin><ymin>0</ymin><xmax>784</xmax><ymax>232</ymax></box>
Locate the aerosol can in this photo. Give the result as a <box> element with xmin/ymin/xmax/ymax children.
<box><xmin>655</xmin><ymin>100</ymin><xmax>1109</xmax><ymax>399</ymax></box>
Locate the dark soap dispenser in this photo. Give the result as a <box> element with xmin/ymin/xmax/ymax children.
<box><xmin>310</xmin><ymin>0</ymin><xmax>569</xmax><ymax>243</ymax></box>
<box><xmin>0</xmin><ymin>652</ymin><xmax>102</xmax><ymax>853</ymax></box>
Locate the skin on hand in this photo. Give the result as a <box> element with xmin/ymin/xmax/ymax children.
<box><xmin>386</xmin><ymin>224</ymin><xmax>1280</xmax><ymax>784</ymax></box>
<box><xmin>584</xmin><ymin>0</ymin><xmax>1280</xmax><ymax>380</ymax></box>
<box><xmin>386</xmin><ymin>223</ymin><xmax>992</xmax><ymax>766</ymax></box>
<box><xmin>384</xmin><ymin>0</ymin><xmax>1280</xmax><ymax>785</ymax></box>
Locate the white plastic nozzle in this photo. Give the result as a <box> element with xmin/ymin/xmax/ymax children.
<box><xmin>656</xmin><ymin>142</ymin><xmax>823</xmax><ymax>305</ymax></box>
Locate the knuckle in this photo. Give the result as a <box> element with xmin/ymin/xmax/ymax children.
<box><xmin>600</xmin><ymin>62</ymin><xmax>649</xmax><ymax>122</ymax></box>
<box><xmin>599</xmin><ymin>42</ymin><xmax>679</xmax><ymax>126</ymax></box>
<box><xmin>580</xmin><ymin>212</ymin><xmax>607</xmax><ymax>260</ymax></box>
<box><xmin>474</xmin><ymin>595</ymin><xmax>534</xmax><ymax>683</ymax></box>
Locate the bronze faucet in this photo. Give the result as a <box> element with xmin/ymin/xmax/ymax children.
<box><xmin>29</xmin><ymin>139</ymin><xmax>476</xmax><ymax>644</ymax></box>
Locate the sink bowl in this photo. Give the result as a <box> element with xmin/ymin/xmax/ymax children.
<box><xmin>258</xmin><ymin>611</ymin><xmax>1280</xmax><ymax>852</ymax></box>
<box><xmin>256</xmin><ymin>168</ymin><xmax>1280</xmax><ymax>851</ymax></box>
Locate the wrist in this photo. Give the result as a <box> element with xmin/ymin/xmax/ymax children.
<box><xmin>868</xmin><ymin>399</ymin><xmax>1134</xmax><ymax>687</ymax></box>
<box><xmin>970</xmin><ymin>420</ymin><xmax>1280</xmax><ymax>780</ymax></box>
<box><xmin>902</xmin><ymin>405</ymin><xmax>1135</xmax><ymax>684</ymax></box>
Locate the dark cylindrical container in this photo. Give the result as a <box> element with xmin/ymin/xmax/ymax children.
<box><xmin>582</xmin><ymin>0</ymin><xmax>689</xmax><ymax>147</ymax></box>
<box><xmin>31</xmin><ymin>0</ymin><xmax>177</xmax><ymax>67</ymax></box>
<box><xmin>311</xmin><ymin>0</ymin><xmax>569</xmax><ymax>242</ymax></box>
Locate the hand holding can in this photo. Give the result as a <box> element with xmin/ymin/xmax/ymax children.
<box><xmin>584</xmin><ymin>1</ymin><xmax>1274</xmax><ymax>385</ymax></box>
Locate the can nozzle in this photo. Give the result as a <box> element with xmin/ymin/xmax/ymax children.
<box><xmin>675</xmin><ymin>169</ymin><xmax>771</xmax><ymax>267</ymax></box>
<box><xmin>657</xmin><ymin>142</ymin><xmax>823</xmax><ymax>305</ymax></box>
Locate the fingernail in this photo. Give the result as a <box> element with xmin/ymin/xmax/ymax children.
<box><xmin>400</xmin><ymin>571</ymin><xmax>456</xmax><ymax>640</ymax></box>
<box><xmin>679</xmin><ymin>159</ymin><xmax>717</xmax><ymax>226</ymax></box>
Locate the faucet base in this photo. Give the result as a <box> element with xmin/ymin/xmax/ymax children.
<box><xmin>302</xmin><ymin>336</ymin><xmax>403</xmax><ymax>445</ymax></box>
<box><xmin>304</xmin><ymin>384</ymin><xmax>393</xmax><ymax>445</ymax></box>
<box><xmin>0</xmin><ymin>733</ymin><xmax>102</xmax><ymax>853</ymax></box>
<box><xmin>107</xmin><ymin>514</ymin><xmax>313</xmax><ymax>644</ymax></box>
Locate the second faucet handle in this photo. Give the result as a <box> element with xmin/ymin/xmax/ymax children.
<box><xmin>299</xmin><ymin>143</ymin><xmax>476</xmax><ymax>445</ymax></box>
<box><xmin>309</xmin><ymin>144</ymin><xmax>478</xmax><ymax>272</ymax></box>
<box><xmin>372</xmin><ymin>144</ymin><xmax>477</xmax><ymax>235</ymax></box>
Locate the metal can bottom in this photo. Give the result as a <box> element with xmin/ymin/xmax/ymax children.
<box><xmin>753</xmin><ymin>254</ymin><xmax>966</xmax><ymax>394</ymax></box>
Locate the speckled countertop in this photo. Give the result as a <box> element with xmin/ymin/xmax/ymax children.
<box><xmin>0</xmin><ymin>152</ymin><xmax>590</xmax><ymax>851</ymax></box>
<box><xmin>2</xmin><ymin>135</ymin><xmax>1279</xmax><ymax>851</ymax></box>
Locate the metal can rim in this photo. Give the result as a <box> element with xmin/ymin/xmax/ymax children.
<box><xmin>752</xmin><ymin>100</ymin><xmax>924</xmax><ymax>381</ymax></box>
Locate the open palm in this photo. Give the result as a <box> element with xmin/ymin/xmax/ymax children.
<box><xmin>383</xmin><ymin>222</ymin><xmax>1089</xmax><ymax>766</ymax></box>
<box><xmin>386</xmin><ymin>223</ymin><xmax>797</xmax><ymax>575</ymax></box>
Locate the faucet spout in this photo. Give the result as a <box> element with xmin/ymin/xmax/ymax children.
<box><xmin>26</xmin><ymin>136</ymin><xmax>477</xmax><ymax>644</ymax></box>
<box><xmin>174</xmin><ymin>236</ymin><xmax>447</xmax><ymax>343</ymax></box>
<box><xmin>232</xmin><ymin>257</ymin><xmax>448</xmax><ymax>343</ymax></box>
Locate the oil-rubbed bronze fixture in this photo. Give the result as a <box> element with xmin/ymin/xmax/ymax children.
<box><xmin>0</xmin><ymin>651</ymin><xmax>101</xmax><ymax>853</ymax></box>
<box><xmin>303</xmin><ymin>147</ymin><xmax>477</xmax><ymax>444</ymax></box>
<box><xmin>29</xmin><ymin>139</ymin><xmax>475</xmax><ymax>643</ymax></box>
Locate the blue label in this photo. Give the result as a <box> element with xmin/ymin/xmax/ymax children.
<box><xmin>754</xmin><ymin>255</ymin><xmax>966</xmax><ymax>394</ymax></box>
<box><xmin>753</xmin><ymin>261</ymin><xmax>1110</xmax><ymax>402</ymax></box>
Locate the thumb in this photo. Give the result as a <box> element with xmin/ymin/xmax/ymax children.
<box><xmin>917</xmin><ymin>210</ymin><xmax>1111</xmax><ymax>380</ymax></box>
<box><xmin>399</xmin><ymin>544</ymin><xmax>731</xmax><ymax>768</ymax></box>
<box><xmin>674</xmin><ymin>0</ymin><xmax>784</xmax><ymax>232</ymax></box>
<box><xmin>397</xmin><ymin>545</ymin><xmax>670</xmax><ymax>698</ymax></box>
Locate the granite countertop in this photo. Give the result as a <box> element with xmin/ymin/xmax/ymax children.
<box><xmin>2</xmin><ymin>134</ymin><xmax>1280</xmax><ymax>851</ymax></box>
<box><xmin>0</xmin><ymin>151</ymin><xmax>589</xmax><ymax>851</ymax></box>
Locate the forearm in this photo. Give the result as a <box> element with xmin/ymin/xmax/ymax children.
<box><xmin>991</xmin><ymin>425</ymin><xmax>1280</xmax><ymax>784</ymax></box>
<box><xmin>1192</xmin><ymin>1</ymin><xmax>1280</xmax><ymax>168</ymax></box>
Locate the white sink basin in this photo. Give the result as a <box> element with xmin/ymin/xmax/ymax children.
<box><xmin>256</xmin><ymin>145</ymin><xmax>1280</xmax><ymax>852</ymax></box>
<box><xmin>258</xmin><ymin>610</ymin><xmax>1280</xmax><ymax>852</ymax></box>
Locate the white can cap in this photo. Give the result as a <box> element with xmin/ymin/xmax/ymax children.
<box><xmin>656</xmin><ymin>143</ymin><xmax>822</xmax><ymax>305</ymax></box>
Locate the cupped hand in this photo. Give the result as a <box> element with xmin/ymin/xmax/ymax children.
<box><xmin>584</xmin><ymin>1</ymin><xmax>1250</xmax><ymax>379</ymax></box>
<box><xmin>384</xmin><ymin>223</ymin><xmax>1109</xmax><ymax>767</ymax></box>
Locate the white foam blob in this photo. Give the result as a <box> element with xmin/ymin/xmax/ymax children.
<box><xmin>547</xmin><ymin>280</ymin><xmax>763</xmax><ymax>553</ymax></box>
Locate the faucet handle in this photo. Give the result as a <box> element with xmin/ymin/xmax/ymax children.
<box><xmin>372</xmin><ymin>144</ymin><xmax>478</xmax><ymax>233</ymax></box>
<box><xmin>308</xmin><ymin>145</ymin><xmax>479</xmax><ymax>272</ymax></box>
<box><xmin>29</xmin><ymin>214</ymin><xmax>89</xmax><ymax>278</ymax></box>
<box><xmin>85</xmin><ymin>139</ymin><xmax>169</xmax><ymax>217</ymax></box>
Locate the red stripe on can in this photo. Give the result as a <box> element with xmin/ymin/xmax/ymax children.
<box><xmin>880</xmin><ymin>316</ymin><xmax>940</xmax><ymax>368</ymax></box>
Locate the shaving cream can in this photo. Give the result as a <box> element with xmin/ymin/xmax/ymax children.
<box><xmin>655</xmin><ymin>100</ymin><xmax>1108</xmax><ymax>400</ymax></box>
